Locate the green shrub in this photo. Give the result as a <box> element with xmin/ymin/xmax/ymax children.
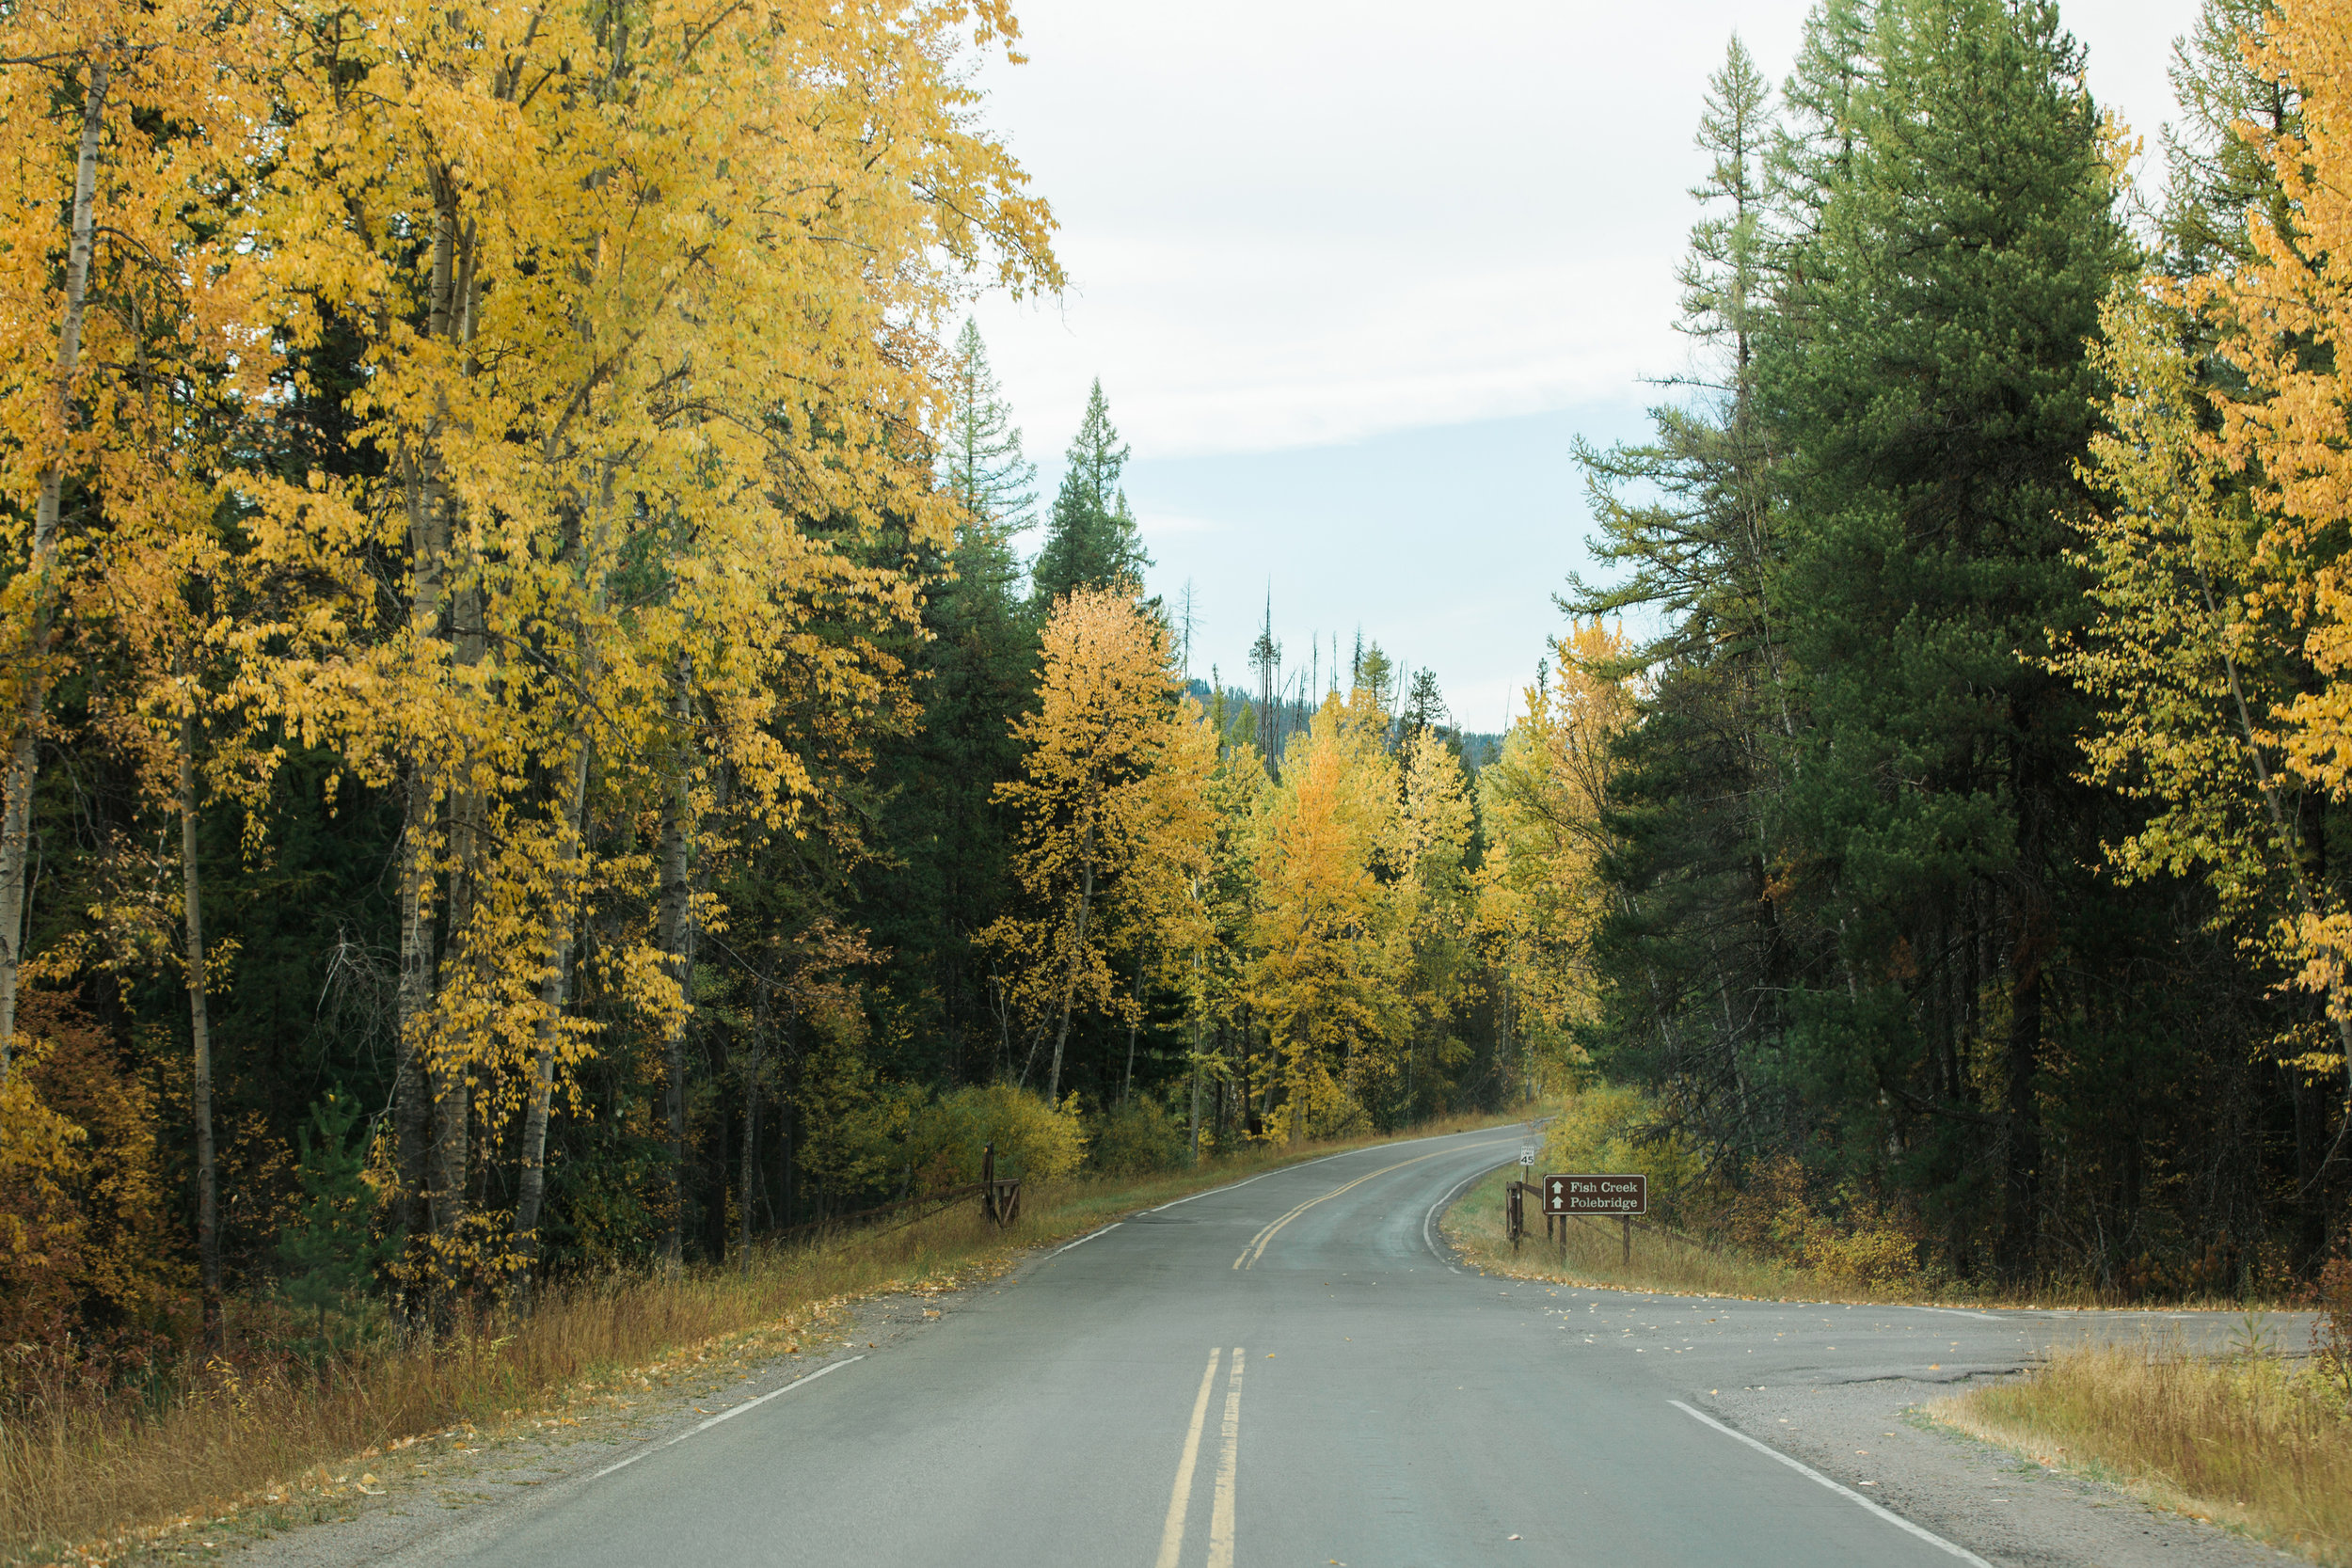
<box><xmin>1087</xmin><ymin>1099</ymin><xmax>1187</xmax><ymax>1177</ymax></box>
<box><xmin>278</xmin><ymin>1091</ymin><xmax>392</xmax><ymax>1349</ymax></box>
<box><xmin>902</xmin><ymin>1084</ymin><xmax>1087</xmax><ymax>1186</ymax></box>
<box><xmin>1263</xmin><ymin>1067</ymin><xmax>1373</xmax><ymax>1144</ymax></box>
<box><xmin>1538</xmin><ymin>1083</ymin><xmax>1704</xmax><ymax>1223</ymax></box>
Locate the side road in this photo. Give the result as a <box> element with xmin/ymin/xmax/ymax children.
<box><xmin>1441</xmin><ymin>1177</ymin><xmax>2317</xmax><ymax>1568</ymax></box>
<box><xmin>1483</xmin><ymin>1275</ymin><xmax>2310</xmax><ymax>1568</ymax></box>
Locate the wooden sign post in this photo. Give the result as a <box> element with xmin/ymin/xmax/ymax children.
<box><xmin>1542</xmin><ymin>1173</ymin><xmax>1648</xmax><ymax>1268</ymax></box>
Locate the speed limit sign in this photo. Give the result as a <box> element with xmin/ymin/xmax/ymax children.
<box><xmin>1518</xmin><ymin>1147</ymin><xmax>1535</xmax><ymax>1166</ymax></box>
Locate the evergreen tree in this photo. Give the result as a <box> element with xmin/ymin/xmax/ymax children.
<box><xmin>1565</xmin><ymin>35</ymin><xmax>1795</xmax><ymax>1163</ymax></box>
<box><xmin>1761</xmin><ymin>0</ymin><xmax>2133</xmax><ymax>1276</ymax></box>
<box><xmin>1032</xmin><ymin>380</ymin><xmax>1151</xmax><ymax>606</ymax></box>
<box><xmin>278</xmin><ymin>1091</ymin><xmax>391</xmax><ymax>1343</ymax></box>
<box><xmin>942</xmin><ymin>319</ymin><xmax>1038</xmax><ymax>540</ymax></box>
<box><xmin>1403</xmin><ymin>669</ymin><xmax>1448</xmax><ymax>738</ymax></box>
<box><xmin>2161</xmin><ymin>0</ymin><xmax>2298</xmax><ymax>277</ymax></box>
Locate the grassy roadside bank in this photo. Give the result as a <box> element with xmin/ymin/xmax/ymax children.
<box><xmin>0</xmin><ymin>1108</ymin><xmax>1537</xmax><ymax>1565</ymax></box>
<box><xmin>1442</xmin><ymin>1164</ymin><xmax>1830</xmax><ymax>1299</ymax></box>
<box><xmin>1440</xmin><ymin>1164</ymin><xmax>2305</xmax><ymax>1310</ymax></box>
<box><xmin>1931</xmin><ymin>1341</ymin><xmax>2352</xmax><ymax>1566</ymax></box>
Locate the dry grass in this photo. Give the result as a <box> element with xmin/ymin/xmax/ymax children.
<box><xmin>1441</xmin><ymin>1166</ymin><xmax>2304</xmax><ymax>1311</ymax></box>
<box><xmin>1443</xmin><ymin>1165</ymin><xmax>1919</xmax><ymax>1301</ymax></box>
<box><xmin>1933</xmin><ymin>1338</ymin><xmax>2352</xmax><ymax>1565</ymax></box>
<box><xmin>0</xmin><ymin>1109</ymin><xmax>1534</xmax><ymax>1564</ymax></box>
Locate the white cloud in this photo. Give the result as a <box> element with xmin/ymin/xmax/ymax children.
<box><xmin>960</xmin><ymin>0</ymin><xmax>2207</xmax><ymax>722</ymax></box>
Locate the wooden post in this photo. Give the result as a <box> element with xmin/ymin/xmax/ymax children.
<box><xmin>1621</xmin><ymin>1214</ymin><xmax>1631</xmax><ymax>1269</ymax></box>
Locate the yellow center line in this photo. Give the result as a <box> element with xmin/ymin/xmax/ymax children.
<box><xmin>1207</xmin><ymin>1346</ymin><xmax>1246</xmax><ymax>1568</ymax></box>
<box><xmin>1153</xmin><ymin>1348</ymin><xmax>1223</xmax><ymax>1568</ymax></box>
<box><xmin>1232</xmin><ymin>1146</ymin><xmax>1464</xmax><ymax>1269</ymax></box>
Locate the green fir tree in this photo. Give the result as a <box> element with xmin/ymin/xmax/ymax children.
<box><xmin>1031</xmin><ymin>379</ymin><xmax>1150</xmax><ymax>607</ymax></box>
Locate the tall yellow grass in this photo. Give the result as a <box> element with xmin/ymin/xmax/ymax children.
<box><xmin>1442</xmin><ymin>1166</ymin><xmax>2301</xmax><ymax>1310</ymax></box>
<box><xmin>1936</xmin><ymin>1339</ymin><xmax>2352</xmax><ymax>1565</ymax></box>
<box><xmin>0</xmin><ymin>1109</ymin><xmax>1533</xmax><ymax>1562</ymax></box>
<box><xmin>1444</xmin><ymin>1165</ymin><xmax>1903</xmax><ymax>1300</ymax></box>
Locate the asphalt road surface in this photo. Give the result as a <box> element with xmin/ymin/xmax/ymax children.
<box><xmin>379</xmin><ymin>1126</ymin><xmax>2296</xmax><ymax>1568</ymax></box>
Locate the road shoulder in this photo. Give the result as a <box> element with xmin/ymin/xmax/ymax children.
<box><xmin>185</xmin><ymin>1276</ymin><xmax>992</xmax><ymax>1568</ymax></box>
<box><xmin>1700</xmin><ymin>1378</ymin><xmax>2297</xmax><ymax>1567</ymax></box>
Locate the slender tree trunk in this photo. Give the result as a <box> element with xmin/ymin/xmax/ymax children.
<box><xmin>657</xmin><ymin>666</ymin><xmax>695</xmax><ymax>1268</ymax></box>
<box><xmin>0</xmin><ymin>61</ymin><xmax>108</xmax><ymax>1084</ymax></box>
<box><xmin>739</xmin><ymin>1032</ymin><xmax>762</xmax><ymax>1261</ymax></box>
<box><xmin>392</xmin><ymin>189</ymin><xmax>467</xmax><ymax>1307</ymax></box>
<box><xmin>2000</xmin><ymin>919</ymin><xmax>2045</xmax><ymax>1281</ymax></box>
<box><xmin>179</xmin><ymin>713</ymin><xmax>220</xmax><ymax>1341</ymax></box>
<box><xmin>1287</xmin><ymin>1022</ymin><xmax>1303</xmax><ymax>1148</ymax></box>
<box><xmin>426</xmin><ymin>214</ymin><xmax>485</xmax><ymax>1263</ymax></box>
<box><xmin>1188</xmin><ymin>953</ymin><xmax>1203</xmax><ymax>1164</ymax></box>
<box><xmin>1121</xmin><ymin>950</ymin><xmax>1141</xmax><ymax>1104</ymax></box>
<box><xmin>511</xmin><ymin>460</ymin><xmax>612</xmax><ymax>1301</ymax></box>
<box><xmin>392</xmin><ymin>755</ymin><xmax>435</xmax><ymax>1296</ymax></box>
<box><xmin>1047</xmin><ymin>840</ymin><xmax>1095</xmax><ymax>1104</ymax></box>
<box><xmin>510</xmin><ymin>737</ymin><xmax>591</xmax><ymax>1303</ymax></box>
<box><xmin>430</xmin><ymin>578</ymin><xmax>484</xmax><ymax>1252</ymax></box>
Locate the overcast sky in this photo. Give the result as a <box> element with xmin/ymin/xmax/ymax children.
<box><xmin>962</xmin><ymin>0</ymin><xmax>2201</xmax><ymax>732</ymax></box>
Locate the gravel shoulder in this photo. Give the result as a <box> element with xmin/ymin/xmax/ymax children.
<box><xmin>150</xmin><ymin>1271</ymin><xmax>1009</xmax><ymax>1568</ymax></box>
<box><xmin>1702</xmin><ymin>1375</ymin><xmax>2299</xmax><ymax>1568</ymax></box>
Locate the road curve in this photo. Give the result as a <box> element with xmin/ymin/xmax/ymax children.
<box><xmin>373</xmin><ymin>1125</ymin><xmax>2258</xmax><ymax>1568</ymax></box>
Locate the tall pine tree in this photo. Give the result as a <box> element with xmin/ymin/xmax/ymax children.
<box><xmin>1762</xmin><ymin>0</ymin><xmax>2132</xmax><ymax>1277</ymax></box>
<box><xmin>1032</xmin><ymin>379</ymin><xmax>1150</xmax><ymax>607</ymax></box>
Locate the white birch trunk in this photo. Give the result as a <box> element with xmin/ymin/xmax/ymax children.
<box><xmin>180</xmin><ymin>712</ymin><xmax>219</xmax><ymax>1339</ymax></box>
<box><xmin>0</xmin><ymin>61</ymin><xmax>109</xmax><ymax>1082</ymax></box>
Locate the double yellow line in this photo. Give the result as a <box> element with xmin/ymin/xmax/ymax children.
<box><xmin>1155</xmin><ymin>1346</ymin><xmax>1246</xmax><ymax>1568</ymax></box>
<box><xmin>1231</xmin><ymin>1147</ymin><xmax>1460</xmax><ymax>1269</ymax></box>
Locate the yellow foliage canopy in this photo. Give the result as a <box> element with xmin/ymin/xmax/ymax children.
<box><xmin>1478</xmin><ymin>620</ymin><xmax>1633</xmax><ymax>1048</ymax></box>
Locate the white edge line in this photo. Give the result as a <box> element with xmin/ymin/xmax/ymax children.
<box><xmin>1422</xmin><ymin>1162</ymin><xmax>1504</xmax><ymax>1271</ymax></box>
<box><xmin>1908</xmin><ymin>1306</ymin><xmax>2007</xmax><ymax>1322</ymax></box>
<box><xmin>1669</xmin><ymin>1400</ymin><xmax>1994</xmax><ymax>1567</ymax></box>
<box><xmin>589</xmin><ymin>1355</ymin><xmax>864</xmax><ymax>1481</ymax></box>
<box><xmin>1048</xmin><ymin>1221</ymin><xmax>1123</xmax><ymax>1257</ymax></box>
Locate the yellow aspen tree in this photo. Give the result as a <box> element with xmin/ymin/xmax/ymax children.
<box><xmin>2063</xmin><ymin>290</ymin><xmax>2352</xmax><ymax>1078</ymax></box>
<box><xmin>981</xmin><ymin>584</ymin><xmax>1188</xmax><ymax>1102</ymax></box>
<box><xmin>83</xmin><ymin>508</ymin><xmax>243</xmax><ymax>1338</ymax></box>
<box><xmin>1180</xmin><ymin>730</ymin><xmax>1268</xmax><ymax>1156</ymax></box>
<box><xmin>238</xmin><ymin>0</ymin><xmax>1057</xmax><ymax>1291</ymax></box>
<box><xmin>1478</xmin><ymin>622</ymin><xmax>1635</xmax><ymax>1043</ymax></box>
<box><xmin>1104</xmin><ymin>698</ymin><xmax>1219</xmax><ymax>1101</ymax></box>
<box><xmin>2164</xmin><ymin>0</ymin><xmax>2352</xmax><ymax>1142</ymax></box>
<box><xmin>1391</xmin><ymin>723</ymin><xmax>1478</xmax><ymax>1112</ymax></box>
<box><xmin>1246</xmin><ymin>689</ymin><xmax>1403</xmax><ymax>1142</ymax></box>
<box><xmin>0</xmin><ymin>0</ymin><xmax>262</xmax><ymax>1079</ymax></box>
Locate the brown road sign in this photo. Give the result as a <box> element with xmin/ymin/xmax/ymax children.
<box><xmin>1543</xmin><ymin>1173</ymin><xmax>1647</xmax><ymax>1216</ymax></box>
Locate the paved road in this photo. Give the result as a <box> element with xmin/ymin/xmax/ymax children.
<box><xmin>387</xmin><ymin>1126</ymin><xmax>2295</xmax><ymax>1568</ymax></box>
